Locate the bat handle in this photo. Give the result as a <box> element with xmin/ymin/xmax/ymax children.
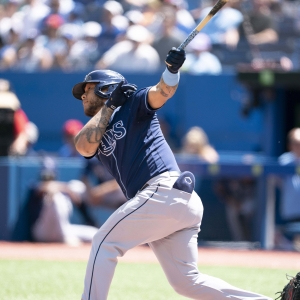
<box><xmin>177</xmin><ymin>28</ymin><xmax>200</xmax><ymax>51</ymax></box>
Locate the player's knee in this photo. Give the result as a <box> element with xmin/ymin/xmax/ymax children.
<box><xmin>169</xmin><ymin>272</ymin><xmax>201</xmax><ymax>297</ymax></box>
<box><xmin>91</xmin><ymin>242</ymin><xmax>121</xmax><ymax>270</ymax></box>
<box><xmin>170</xmin><ymin>279</ymin><xmax>189</xmax><ymax>296</ymax></box>
<box><xmin>172</xmin><ymin>283</ymin><xmax>193</xmax><ymax>297</ymax></box>
<box><xmin>93</xmin><ymin>241</ymin><xmax>125</xmax><ymax>262</ymax></box>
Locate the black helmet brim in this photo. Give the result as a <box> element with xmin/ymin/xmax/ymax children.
<box><xmin>72</xmin><ymin>82</ymin><xmax>86</xmax><ymax>100</ymax></box>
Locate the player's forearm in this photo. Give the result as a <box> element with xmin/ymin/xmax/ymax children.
<box><xmin>157</xmin><ymin>73</ymin><xmax>179</xmax><ymax>98</ymax></box>
<box><xmin>75</xmin><ymin>106</ymin><xmax>113</xmax><ymax>157</ymax></box>
<box><xmin>148</xmin><ymin>47</ymin><xmax>185</xmax><ymax>108</ymax></box>
<box><xmin>148</xmin><ymin>69</ymin><xmax>179</xmax><ymax>109</ymax></box>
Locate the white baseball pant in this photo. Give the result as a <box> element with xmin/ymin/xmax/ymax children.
<box><xmin>82</xmin><ymin>171</ymin><xmax>271</xmax><ymax>300</ymax></box>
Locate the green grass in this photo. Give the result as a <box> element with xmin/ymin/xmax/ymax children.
<box><xmin>0</xmin><ymin>259</ymin><xmax>295</xmax><ymax>300</ymax></box>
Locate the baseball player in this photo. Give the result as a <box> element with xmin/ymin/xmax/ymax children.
<box><xmin>72</xmin><ymin>47</ymin><xmax>271</xmax><ymax>300</ymax></box>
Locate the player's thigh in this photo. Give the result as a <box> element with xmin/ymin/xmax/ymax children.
<box><xmin>149</xmin><ymin>226</ymin><xmax>200</xmax><ymax>286</ymax></box>
<box><xmin>91</xmin><ymin>187</ymin><xmax>183</xmax><ymax>249</ymax></box>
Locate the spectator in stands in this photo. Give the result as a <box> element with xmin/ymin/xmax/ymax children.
<box><xmin>106</xmin><ymin>1</ymin><xmax>129</xmax><ymax>33</ymax></box>
<box><xmin>58</xmin><ymin>119</ymin><xmax>84</xmax><ymax>158</ymax></box>
<box><xmin>152</xmin><ymin>6</ymin><xmax>185</xmax><ymax>70</ymax></box>
<box><xmin>10</xmin><ymin>120</ymin><xmax>39</xmax><ymax>157</ymax></box>
<box><xmin>96</xmin><ymin>0</ymin><xmax>126</xmax><ymax>57</ymax></box>
<box><xmin>276</xmin><ymin>128</ymin><xmax>300</xmax><ymax>251</ymax></box>
<box><xmin>59</xmin><ymin>0</ymin><xmax>78</xmax><ymax>17</ymax></box>
<box><xmin>52</xmin><ymin>23</ymin><xmax>81</xmax><ymax>71</ymax></box>
<box><xmin>39</xmin><ymin>13</ymin><xmax>67</xmax><ymax>70</ymax></box>
<box><xmin>0</xmin><ymin>1</ymin><xmax>25</xmax><ymax>70</ymax></box>
<box><xmin>9</xmin><ymin>111</ymin><xmax>39</xmax><ymax>158</ymax></box>
<box><xmin>95</xmin><ymin>24</ymin><xmax>160</xmax><ymax>73</ymax></box>
<box><xmin>0</xmin><ymin>78</ymin><xmax>35</xmax><ymax>156</ymax></box>
<box><xmin>0</xmin><ymin>78</ymin><xmax>21</xmax><ymax>156</ymax></box>
<box><xmin>124</xmin><ymin>9</ymin><xmax>144</xmax><ymax>27</ymax></box>
<box><xmin>63</xmin><ymin>21</ymin><xmax>102</xmax><ymax>71</ymax></box>
<box><xmin>2</xmin><ymin>0</ymin><xmax>20</xmax><ymax>19</ymax></box>
<box><xmin>181</xmin><ymin>33</ymin><xmax>222</xmax><ymax>75</ymax></box>
<box><xmin>21</xmin><ymin>121</ymin><xmax>39</xmax><ymax>157</ymax></box>
<box><xmin>39</xmin><ymin>0</ymin><xmax>67</xmax><ymax>34</ymax></box>
<box><xmin>13</xmin><ymin>30</ymin><xmax>54</xmax><ymax>72</ymax></box>
<box><xmin>18</xmin><ymin>0</ymin><xmax>51</xmax><ymax>41</ymax></box>
<box><xmin>28</xmin><ymin>157</ymin><xmax>98</xmax><ymax>245</ymax></box>
<box><xmin>80</xmin><ymin>0</ymin><xmax>103</xmax><ymax>23</ymax></box>
<box><xmin>162</xmin><ymin>0</ymin><xmax>196</xmax><ymax>37</ymax></box>
<box><xmin>181</xmin><ymin>126</ymin><xmax>219</xmax><ymax>163</ymax></box>
<box><xmin>279</xmin><ymin>128</ymin><xmax>300</xmax><ymax>168</ymax></box>
<box><xmin>136</xmin><ymin>0</ymin><xmax>163</xmax><ymax>34</ymax></box>
<box><xmin>0</xmin><ymin>27</ymin><xmax>19</xmax><ymax>71</ymax></box>
<box><xmin>193</xmin><ymin>0</ymin><xmax>243</xmax><ymax>49</ymax></box>
<box><xmin>65</xmin><ymin>2</ymin><xmax>85</xmax><ymax>26</ymax></box>
<box><xmin>238</xmin><ymin>0</ymin><xmax>278</xmax><ymax>46</ymax></box>
<box><xmin>181</xmin><ymin>126</ymin><xmax>256</xmax><ymax>241</ymax></box>
<box><xmin>180</xmin><ymin>126</ymin><xmax>220</xmax><ymax>233</ymax></box>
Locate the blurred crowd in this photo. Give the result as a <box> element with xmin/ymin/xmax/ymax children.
<box><xmin>0</xmin><ymin>0</ymin><xmax>299</xmax><ymax>74</ymax></box>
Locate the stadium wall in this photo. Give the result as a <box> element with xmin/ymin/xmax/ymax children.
<box><xmin>0</xmin><ymin>72</ymin><xmax>264</xmax><ymax>153</ymax></box>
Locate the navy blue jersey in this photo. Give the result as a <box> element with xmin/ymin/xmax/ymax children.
<box><xmin>91</xmin><ymin>87</ymin><xmax>180</xmax><ymax>199</ymax></box>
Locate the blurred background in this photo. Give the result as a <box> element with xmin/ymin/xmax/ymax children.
<box><xmin>1</xmin><ymin>0</ymin><xmax>300</xmax><ymax>251</ymax></box>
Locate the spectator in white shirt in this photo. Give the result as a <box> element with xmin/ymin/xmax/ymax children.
<box><xmin>95</xmin><ymin>24</ymin><xmax>160</xmax><ymax>73</ymax></box>
<box><xmin>181</xmin><ymin>33</ymin><xmax>222</xmax><ymax>75</ymax></box>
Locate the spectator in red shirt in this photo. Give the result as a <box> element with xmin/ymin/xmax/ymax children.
<box><xmin>58</xmin><ymin>119</ymin><xmax>84</xmax><ymax>158</ymax></box>
<box><xmin>0</xmin><ymin>78</ymin><xmax>36</xmax><ymax>156</ymax></box>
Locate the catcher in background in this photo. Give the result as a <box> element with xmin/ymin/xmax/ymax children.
<box><xmin>72</xmin><ymin>47</ymin><xmax>271</xmax><ymax>299</ymax></box>
<box><xmin>27</xmin><ymin>157</ymin><xmax>98</xmax><ymax>246</ymax></box>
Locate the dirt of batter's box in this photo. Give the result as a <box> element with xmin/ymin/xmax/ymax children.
<box><xmin>0</xmin><ymin>242</ymin><xmax>299</xmax><ymax>270</ymax></box>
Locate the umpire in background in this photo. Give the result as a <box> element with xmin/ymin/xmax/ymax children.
<box><xmin>72</xmin><ymin>47</ymin><xmax>271</xmax><ymax>300</ymax></box>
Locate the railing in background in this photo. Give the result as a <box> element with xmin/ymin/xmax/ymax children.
<box><xmin>0</xmin><ymin>155</ymin><xmax>299</xmax><ymax>249</ymax></box>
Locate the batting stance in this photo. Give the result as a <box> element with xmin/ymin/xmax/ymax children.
<box><xmin>73</xmin><ymin>47</ymin><xmax>271</xmax><ymax>300</ymax></box>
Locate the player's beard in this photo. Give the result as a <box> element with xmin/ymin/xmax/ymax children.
<box><xmin>84</xmin><ymin>95</ymin><xmax>106</xmax><ymax>117</ymax></box>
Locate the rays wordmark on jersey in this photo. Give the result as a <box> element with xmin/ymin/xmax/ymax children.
<box><xmin>99</xmin><ymin>120</ymin><xmax>126</xmax><ymax>156</ymax></box>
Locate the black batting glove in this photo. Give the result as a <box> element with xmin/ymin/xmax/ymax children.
<box><xmin>105</xmin><ymin>81</ymin><xmax>126</xmax><ymax>110</ymax></box>
<box><xmin>121</xmin><ymin>83</ymin><xmax>137</xmax><ymax>97</ymax></box>
<box><xmin>165</xmin><ymin>47</ymin><xmax>186</xmax><ymax>74</ymax></box>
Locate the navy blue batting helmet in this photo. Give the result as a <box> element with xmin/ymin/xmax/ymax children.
<box><xmin>72</xmin><ymin>70</ymin><xmax>128</xmax><ymax>100</ymax></box>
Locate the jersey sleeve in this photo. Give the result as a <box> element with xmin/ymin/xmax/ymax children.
<box><xmin>133</xmin><ymin>87</ymin><xmax>159</xmax><ymax>119</ymax></box>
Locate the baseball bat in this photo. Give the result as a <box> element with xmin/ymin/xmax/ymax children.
<box><xmin>177</xmin><ymin>0</ymin><xmax>228</xmax><ymax>50</ymax></box>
